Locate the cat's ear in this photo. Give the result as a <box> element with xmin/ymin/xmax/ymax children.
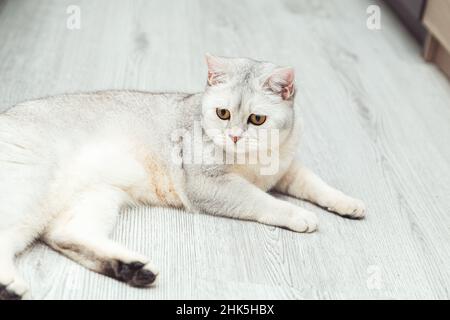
<box><xmin>264</xmin><ymin>67</ymin><xmax>295</xmax><ymax>100</ymax></box>
<box><xmin>205</xmin><ymin>53</ymin><xmax>228</xmax><ymax>86</ymax></box>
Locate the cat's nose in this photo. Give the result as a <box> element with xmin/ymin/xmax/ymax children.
<box><xmin>229</xmin><ymin>135</ymin><xmax>241</xmax><ymax>144</ymax></box>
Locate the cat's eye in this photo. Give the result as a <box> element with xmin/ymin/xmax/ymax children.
<box><xmin>248</xmin><ymin>114</ymin><xmax>267</xmax><ymax>126</ymax></box>
<box><xmin>216</xmin><ymin>108</ymin><xmax>231</xmax><ymax>120</ymax></box>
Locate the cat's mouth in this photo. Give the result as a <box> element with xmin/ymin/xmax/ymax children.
<box><xmin>214</xmin><ymin>134</ymin><xmax>262</xmax><ymax>154</ymax></box>
<box><xmin>204</xmin><ymin>128</ymin><xmax>272</xmax><ymax>157</ymax></box>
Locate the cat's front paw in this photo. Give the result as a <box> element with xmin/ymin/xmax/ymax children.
<box><xmin>288</xmin><ymin>208</ymin><xmax>319</xmax><ymax>233</ymax></box>
<box><xmin>327</xmin><ymin>194</ymin><xmax>366</xmax><ymax>219</ymax></box>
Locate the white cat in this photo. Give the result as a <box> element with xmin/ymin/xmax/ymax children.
<box><xmin>0</xmin><ymin>54</ymin><xmax>365</xmax><ymax>299</ymax></box>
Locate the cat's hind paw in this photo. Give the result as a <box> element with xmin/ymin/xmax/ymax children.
<box><xmin>327</xmin><ymin>195</ymin><xmax>366</xmax><ymax>219</ymax></box>
<box><xmin>103</xmin><ymin>260</ymin><xmax>159</xmax><ymax>287</ymax></box>
<box><xmin>0</xmin><ymin>277</ymin><xmax>29</xmax><ymax>300</ymax></box>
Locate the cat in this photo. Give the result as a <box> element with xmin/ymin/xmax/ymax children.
<box><xmin>0</xmin><ymin>54</ymin><xmax>365</xmax><ymax>300</ymax></box>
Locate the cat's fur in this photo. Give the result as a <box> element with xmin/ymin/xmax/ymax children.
<box><xmin>0</xmin><ymin>55</ymin><xmax>365</xmax><ymax>300</ymax></box>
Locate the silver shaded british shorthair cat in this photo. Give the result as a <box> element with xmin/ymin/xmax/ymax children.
<box><xmin>0</xmin><ymin>54</ymin><xmax>365</xmax><ymax>299</ymax></box>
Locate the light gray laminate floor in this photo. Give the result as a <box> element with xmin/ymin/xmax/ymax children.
<box><xmin>0</xmin><ymin>0</ymin><xmax>449</xmax><ymax>299</ymax></box>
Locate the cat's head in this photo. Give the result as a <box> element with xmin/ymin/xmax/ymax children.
<box><xmin>201</xmin><ymin>54</ymin><xmax>296</xmax><ymax>156</ymax></box>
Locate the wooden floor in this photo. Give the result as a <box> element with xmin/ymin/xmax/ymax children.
<box><xmin>0</xmin><ymin>0</ymin><xmax>449</xmax><ymax>300</ymax></box>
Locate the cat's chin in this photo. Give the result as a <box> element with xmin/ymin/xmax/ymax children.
<box><xmin>220</xmin><ymin>144</ymin><xmax>270</xmax><ymax>160</ymax></box>
<box><xmin>210</xmin><ymin>135</ymin><xmax>272</xmax><ymax>162</ymax></box>
<box><xmin>216</xmin><ymin>143</ymin><xmax>245</xmax><ymax>155</ymax></box>
<box><xmin>216</xmin><ymin>141</ymin><xmax>257</xmax><ymax>155</ymax></box>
